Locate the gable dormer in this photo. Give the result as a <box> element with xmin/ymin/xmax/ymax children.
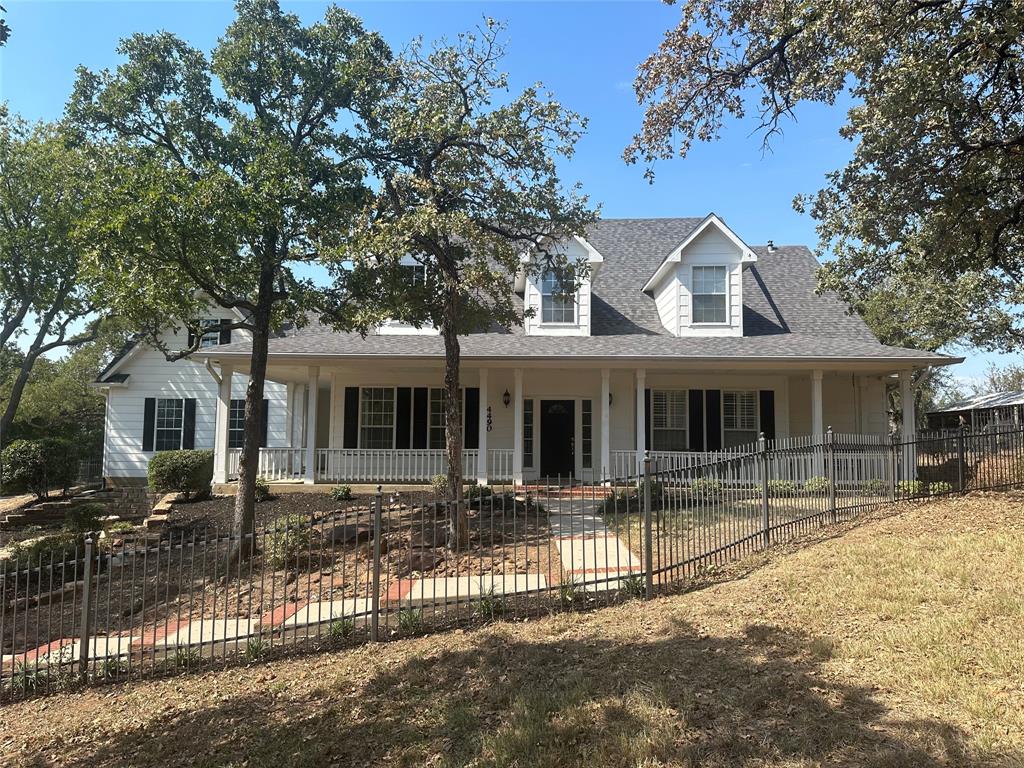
<box><xmin>642</xmin><ymin>214</ymin><xmax>757</xmax><ymax>338</ymax></box>
<box><xmin>377</xmin><ymin>255</ymin><xmax>440</xmax><ymax>336</ymax></box>
<box><xmin>517</xmin><ymin>236</ymin><xmax>603</xmax><ymax>337</ymax></box>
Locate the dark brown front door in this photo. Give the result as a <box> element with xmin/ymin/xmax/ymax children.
<box><xmin>540</xmin><ymin>400</ymin><xmax>575</xmax><ymax>478</ymax></box>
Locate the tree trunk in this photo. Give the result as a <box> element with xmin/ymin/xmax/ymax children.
<box><xmin>230</xmin><ymin>261</ymin><xmax>276</xmax><ymax>562</ymax></box>
<box><xmin>441</xmin><ymin>283</ymin><xmax>469</xmax><ymax>550</ymax></box>
<box><xmin>0</xmin><ymin>359</ymin><xmax>31</xmax><ymax>445</ymax></box>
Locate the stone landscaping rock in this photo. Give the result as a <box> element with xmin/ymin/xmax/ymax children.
<box><xmin>409</xmin><ymin>526</ymin><xmax>447</xmax><ymax>548</ymax></box>
<box><xmin>406</xmin><ymin>548</ymin><xmax>442</xmax><ymax>573</ymax></box>
<box><xmin>323</xmin><ymin>522</ymin><xmax>373</xmax><ymax>544</ymax></box>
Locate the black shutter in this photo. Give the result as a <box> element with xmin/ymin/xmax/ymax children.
<box><xmin>688</xmin><ymin>390</ymin><xmax>705</xmax><ymax>451</ymax></box>
<box><xmin>260</xmin><ymin>399</ymin><xmax>269</xmax><ymax>447</ymax></box>
<box><xmin>343</xmin><ymin>387</ymin><xmax>359</xmax><ymax>449</ymax></box>
<box><xmin>219</xmin><ymin>318</ymin><xmax>232</xmax><ymax>345</ymax></box>
<box><xmin>644</xmin><ymin>388</ymin><xmax>652</xmax><ymax>449</ymax></box>
<box><xmin>464</xmin><ymin>388</ymin><xmax>480</xmax><ymax>449</ymax></box>
<box><xmin>412</xmin><ymin>387</ymin><xmax>428</xmax><ymax>449</ymax></box>
<box><xmin>395</xmin><ymin>387</ymin><xmax>412</xmax><ymax>449</ymax></box>
<box><xmin>187</xmin><ymin>329</ymin><xmax>196</xmax><ymax>348</ymax></box>
<box><xmin>759</xmin><ymin>390</ymin><xmax>776</xmax><ymax>441</ymax></box>
<box><xmin>142</xmin><ymin>398</ymin><xmax>156</xmax><ymax>451</ymax></box>
<box><xmin>705</xmin><ymin>390</ymin><xmax>722</xmax><ymax>450</ymax></box>
<box><xmin>182</xmin><ymin>398</ymin><xmax>196</xmax><ymax>449</ymax></box>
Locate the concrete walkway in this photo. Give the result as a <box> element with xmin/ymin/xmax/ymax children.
<box><xmin>547</xmin><ymin>495</ymin><xmax>642</xmax><ymax>592</ymax></box>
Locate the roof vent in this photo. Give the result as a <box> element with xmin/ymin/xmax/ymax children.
<box><xmin>766</xmin><ymin>239</ymin><xmax>776</xmax><ymax>253</ymax></box>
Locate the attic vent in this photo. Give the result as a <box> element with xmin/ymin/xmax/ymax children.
<box><xmin>766</xmin><ymin>240</ymin><xmax>776</xmax><ymax>253</ymax></box>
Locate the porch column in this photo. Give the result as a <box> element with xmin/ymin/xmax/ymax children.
<box><xmin>899</xmin><ymin>370</ymin><xmax>917</xmax><ymax>480</ymax></box>
<box><xmin>304</xmin><ymin>366</ymin><xmax>319</xmax><ymax>484</ymax></box>
<box><xmin>512</xmin><ymin>368</ymin><xmax>524</xmax><ymax>485</ymax></box>
<box><xmin>600</xmin><ymin>368</ymin><xmax>611</xmax><ymax>480</ymax></box>
<box><xmin>285</xmin><ymin>382</ymin><xmax>297</xmax><ymax>446</ymax></box>
<box><xmin>858</xmin><ymin>376</ymin><xmax>872</xmax><ymax>433</ymax></box>
<box><xmin>477</xmin><ymin>368</ymin><xmax>489</xmax><ymax>485</ymax></box>
<box><xmin>212</xmin><ymin>364</ymin><xmax>233</xmax><ymax>484</ymax></box>
<box><xmin>635</xmin><ymin>368</ymin><xmax>646</xmax><ymax>474</ymax></box>
<box><xmin>811</xmin><ymin>369</ymin><xmax>824</xmax><ymax>435</ymax></box>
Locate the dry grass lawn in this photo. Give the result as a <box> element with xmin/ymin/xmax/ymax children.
<box><xmin>1</xmin><ymin>492</ymin><xmax>1021</xmax><ymax>768</ymax></box>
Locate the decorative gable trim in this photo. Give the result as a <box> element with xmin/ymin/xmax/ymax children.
<box><xmin>641</xmin><ymin>213</ymin><xmax>757</xmax><ymax>293</ymax></box>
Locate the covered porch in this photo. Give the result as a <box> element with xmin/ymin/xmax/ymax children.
<box><xmin>211</xmin><ymin>358</ymin><xmax>920</xmax><ymax>486</ymax></box>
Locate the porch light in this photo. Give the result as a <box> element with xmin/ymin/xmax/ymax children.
<box><xmin>609</xmin><ymin>392</ymin><xmax>613</xmax><ymax>406</ymax></box>
<box><xmin>503</xmin><ymin>389</ymin><xmax>511</xmax><ymax>408</ymax></box>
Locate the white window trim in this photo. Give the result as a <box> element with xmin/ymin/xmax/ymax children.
<box><xmin>690</xmin><ymin>265</ymin><xmax>730</xmax><ymax>326</ymax></box>
<box><xmin>357</xmin><ymin>386</ymin><xmax>397</xmax><ymax>450</ymax></box>
<box><xmin>539</xmin><ymin>271</ymin><xmax>579</xmax><ymax>326</ymax></box>
<box><xmin>722</xmin><ymin>389</ymin><xmax>759</xmax><ymax>447</ymax></box>
<box><xmin>198</xmin><ymin>319</ymin><xmax>222</xmax><ymax>349</ymax></box>
<box><xmin>155</xmin><ymin>397</ymin><xmax>185</xmax><ymax>452</ymax></box>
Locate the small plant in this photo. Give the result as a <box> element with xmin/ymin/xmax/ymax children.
<box><xmin>466</xmin><ymin>484</ymin><xmax>493</xmax><ymax>500</ymax></box>
<box><xmin>11</xmin><ymin>662</ymin><xmax>43</xmax><ymax>692</ymax></box>
<box><xmin>929</xmin><ymin>481</ymin><xmax>954</xmax><ymax>496</ymax></box>
<box><xmin>107</xmin><ymin>520</ymin><xmax>137</xmax><ymax>535</ymax></box>
<box><xmin>559</xmin><ymin>578</ymin><xmax>582</xmax><ymax>607</ymax></box>
<box><xmin>330</xmin><ymin>484</ymin><xmax>354</xmax><ymax>502</ymax></box>
<box><xmin>397</xmin><ymin>607</ymin><xmax>423</xmax><ymax>633</ymax></box>
<box><xmin>4</xmin><ymin>532</ymin><xmax>83</xmax><ymax>568</ymax></box>
<box><xmin>618</xmin><ymin>573</ymin><xmax>646</xmax><ymax>600</ymax></box>
<box><xmin>768</xmin><ymin>479</ymin><xmax>798</xmax><ymax>497</ymax></box>
<box><xmin>688</xmin><ymin>477</ymin><xmax>723</xmax><ymax>498</ymax></box>
<box><xmin>430</xmin><ymin>473</ymin><xmax>448</xmax><ymax>498</ymax></box>
<box><xmin>63</xmin><ymin>503</ymin><xmax>106</xmax><ymax>534</ymax></box>
<box><xmin>100</xmin><ymin>659</ymin><xmax>128</xmax><ymax>678</ymax></box>
<box><xmin>244</xmin><ymin>636</ymin><xmax>266</xmax><ymax>662</ymax></box>
<box><xmin>254</xmin><ymin>477</ymin><xmax>271</xmax><ymax>503</ymax></box>
<box><xmin>861</xmin><ymin>478</ymin><xmax>886</xmax><ymax>495</ymax></box>
<box><xmin>475</xmin><ymin>588</ymin><xmax>506</xmax><ymax>620</ymax></box>
<box><xmin>803</xmin><ymin>476</ymin><xmax>831</xmax><ymax>495</ymax></box>
<box><xmin>896</xmin><ymin>479</ymin><xmax>926</xmax><ymax>496</ymax></box>
<box><xmin>173</xmin><ymin>648</ymin><xmax>199</xmax><ymax>668</ymax></box>
<box><xmin>265</xmin><ymin>514</ymin><xmax>311</xmax><ymax>569</ymax></box>
<box><xmin>147</xmin><ymin>449</ymin><xmax>214</xmax><ymax>500</ymax></box>
<box><xmin>328</xmin><ymin>617</ymin><xmax>355</xmax><ymax>641</ymax></box>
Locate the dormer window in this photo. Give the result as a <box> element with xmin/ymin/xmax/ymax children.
<box><xmin>540</xmin><ymin>270</ymin><xmax>576</xmax><ymax>324</ymax></box>
<box><xmin>401</xmin><ymin>263</ymin><xmax>426</xmax><ymax>286</ymax></box>
<box><xmin>692</xmin><ymin>265</ymin><xmax>728</xmax><ymax>324</ymax></box>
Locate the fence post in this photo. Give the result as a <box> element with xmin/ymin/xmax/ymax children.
<box><xmin>370</xmin><ymin>487</ymin><xmax>383</xmax><ymax>642</ymax></box>
<box><xmin>643</xmin><ymin>453</ymin><xmax>654</xmax><ymax>600</ymax></box>
<box><xmin>826</xmin><ymin>426</ymin><xmax>837</xmax><ymax>524</ymax></box>
<box><xmin>957</xmin><ymin>426</ymin><xmax>967</xmax><ymax>493</ymax></box>
<box><xmin>759</xmin><ymin>433</ymin><xmax>770</xmax><ymax>548</ymax></box>
<box><xmin>78</xmin><ymin>535</ymin><xmax>94</xmax><ymax>682</ymax></box>
<box><xmin>889</xmin><ymin>433</ymin><xmax>898</xmax><ymax>502</ymax></box>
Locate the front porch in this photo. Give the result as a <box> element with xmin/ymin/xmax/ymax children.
<box><xmin>212</xmin><ymin>360</ymin><xmax>917</xmax><ymax>486</ymax></box>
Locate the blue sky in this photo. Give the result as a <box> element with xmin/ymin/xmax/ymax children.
<box><xmin>0</xmin><ymin>0</ymin><xmax>1012</xmax><ymax>384</ymax></box>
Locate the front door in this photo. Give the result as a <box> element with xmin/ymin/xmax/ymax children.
<box><xmin>540</xmin><ymin>400</ymin><xmax>575</xmax><ymax>479</ymax></box>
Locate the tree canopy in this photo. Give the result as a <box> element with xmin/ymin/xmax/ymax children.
<box><xmin>629</xmin><ymin>0</ymin><xmax>1024</xmax><ymax>352</ymax></box>
<box><xmin>69</xmin><ymin>0</ymin><xmax>393</xmax><ymax>544</ymax></box>
<box><xmin>330</xmin><ymin>20</ymin><xmax>595</xmax><ymax>544</ymax></box>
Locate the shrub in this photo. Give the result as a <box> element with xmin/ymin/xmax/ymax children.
<box><xmin>929</xmin><ymin>481</ymin><xmax>954</xmax><ymax>496</ymax></box>
<box><xmin>861</xmin><ymin>478</ymin><xmax>886</xmax><ymax>495</ymax></box>
<box><xmin>896</xmin><ymin>479</ymin><xmax>926</xmax><ymax>496</ymax></box>
<box><xmin>264</xmin><ymin>514</ymin><xmax>311</xmax><ymax>569</ymax></box>
<box><xmin>147</xmin><ymin>450</ymin><xmax>213</xmax><ymax>500</ymax></box>
<box><xmin>466</xmin><ymin>484</ymin><xmax>493</xmax><ymax>500</ymax></box>
<box><xmin>329</xmin><ymin>484</ymin><xmax>353</xmax><ymax>502</ymax></box>
<box><xmin>430</xmin><ymin>474</ymin><xmax>448</xmax><ymax>498</ymax></box>
<box><xmin>254</xmin><ymin>477</ymin><xmax>271</xmax><ymax>503</ymax></box>
<box><xmin>688</xmin><ymin>477</ymin><xmax>723</xmax><ymax>498</ymax></box>
<box><xmin>4</xmin><ymin>532</ymin><xmax>83</xmax><ymax>567</ymax></box>
<box><xmin>107</xmin><ymin>521</ymin><xmax>137</xmax><ymax>535</ymax></box>
<box><xmin>63</xmin><ymin>503</ymin><xmax>106</xmax><ymax>534</ymax></box>
<box><xmin>803</xmin><ymin>476</ymin><xmax>831</xmax><ymax>495</ymax></box>
<box><xmin>0</xmin><ymin>438</ymin><xmax>77</xmax><ymax>498</ymax></box>
<box><xmin>768</xmin><ymin>479</ymin><xmax>798</xmax><ymax>497</ymax></box>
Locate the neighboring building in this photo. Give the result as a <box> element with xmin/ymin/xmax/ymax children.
<box><xmin>98</xmin><ymin>215</ymin><xmax>961</xmax><ymax>487</ymax></box>
<box><xmin>926</xmin><ymin>391</ymin><xmax>1024</xmax><ymax>431</ymax></box>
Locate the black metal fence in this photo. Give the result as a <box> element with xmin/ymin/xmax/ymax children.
<box><xmin>2</xmin><ymin>426</ymin><xmax>1022</xmax><ymax>701</ymax></box>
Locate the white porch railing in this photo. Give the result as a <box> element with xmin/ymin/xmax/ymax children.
<box><xmin>314</xmin><ymin>449</ymin><xmax>479</xmax><ymax>484</ymax></box>
<box><xmin>227</xmin><ymin>448</ymin><xmax>306</xmax><ymax>482</ymax></box>
<box><xmin>487</xmin><ymin>449</ymin><xmax>514</xmax><ymax>483</ymax></box>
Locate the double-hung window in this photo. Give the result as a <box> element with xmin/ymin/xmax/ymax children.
<box><xmin>401</xmin><ymin>263</ymin><xmax>426</xmax><ymax>286</ymax></box>
<box><xmin>199</xmin><ymin>319</ymin><xmax>223</xmax><ymax>348</ymax></box>
<box><xmin>428</xmin><ymin>388</ymin><xmax>462</xmax><ymax>449</ymax></box>
<box><xmin>692</xmin><ymin>266</ymin><xmax>728</xmax><ymax>324</ymax></box>
<box><xmin>523</xmin><ymin>399</ymin><xmax>534</xmax><ymax>468</ymax></box>
<box><xmin>359</xmin><ymin>387</ymin><xmax>395</xmax><ymax>449</ymax></box>
<box><xmin>540</xmin><ymin>270</ymin><xmax>576</xmax><ymax>324</ymax></box>
<box><xmin>155</xmin><ymin>398</ymin><xmax>184</xmax><ymax>451</ymax></box>
<box><xmin>723</xmin><ymin>391</ymin><xmax>758</xmax><ymax>447</ymax></box>
<box><xmin>651</xmin><ymin>390</ymin><xmax>688</xmax><ymax>451</ymax></box>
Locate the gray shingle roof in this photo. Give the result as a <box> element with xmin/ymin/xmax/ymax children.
<box><xmin>198</xmin><ymin>217</ymin><xmax>956</xmax><ymax>365</ymax></box>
